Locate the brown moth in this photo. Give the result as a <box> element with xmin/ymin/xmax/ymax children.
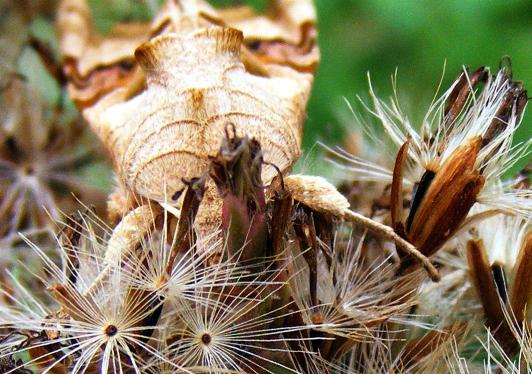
<box><xmin>58</xmin><ymin>0</ymin><xmax>319</xmax><ymax>250</ymax></box>
<box><xmin>58</xmin><ymin>0</ymin><xmax>436</xmax><ymax>279</ymax></box>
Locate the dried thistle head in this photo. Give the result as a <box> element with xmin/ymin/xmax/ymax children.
<box><xmin>5</xmin><ymin>1</ymin><xmax>530</xmax><ymax>369</ymax></box>
<box><xmin>390</xmin><ymin>67</ymin><xmax>528</xmax><ymax>258</ymax></box>
<box><xmin>0</xmin><ymin>191</ymin><xmax>315</xmax><ymax>373</ymax></box>
<box><xmin>0</xmin><ymin>123</ymin><xmax>455</xmax><ymax>373</ymax></box>
<box><xmin>156</xmin><ymin>260</ymin><xmax>308</xmax><ymax>374</ymax></box>
<box><xmin>289</xmin><ymin>227</ymin><xmax>421</xmax><ymax>355</ymax></box>
<box><xmin>0</xmin><ymin>78</ymin><xmax>105</xmax><ymax>240</ymax></box>
<box><xmin>0</xmin><ymin>209</ymin><xmax>197</xmax><ymax>372</ymax></box>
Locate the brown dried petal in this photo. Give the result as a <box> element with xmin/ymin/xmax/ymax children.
<box><xmin>509</xmin><ymin>229</ymin><xmax>532</xmax><ymax>323</ymax></box>
<box><xmin>466</xmin><ymin>239</ymin><xmax>505</xmax><ymax>330</ymax></box>
<box><xmin>391</xmin><ymin>138</ymin><xmax>409</xmax><ymax>231</ymax></box>
<box><xmin>482</xmin><ymin>81</ymin><xmax>527</xmax><ymax>149</ymax></box>
<box><xmin>408</xmin><ymin>137</ymin><xmax>484</xmax><ymax>255</ymax></box>
<box><xmin>399</xmin><ymin>322</ymin><xmax>467</xmax><ymax>369</ymax></box>
<box><xmin>443</xmin><ymin>67</ymin><xmax>489</xmax><ymax>133</ymax></box>
<box><xmin>164</xmin><ymin>176</ymin><xmax>205</xmax><ymax>275</ymax></box>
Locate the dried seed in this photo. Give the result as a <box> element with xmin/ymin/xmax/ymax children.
<box><xmin>408</xmin><ymin>137</ymin><xmax>484</xmax><ymax>256</ymax></box>
<box><xmin>391</xmin><ymin>138</ymin><xmax>410</xmax><ymax>231</ymax></box>
<box><xmin>466</xmin><ymin>239</ymin><xmax>505</xmax><ymax>330</ymax></box>
<box><xmin>443</xmin><ymin>66</ymin><xmax>489</xmax><ymax>132</ymax></box>
<box><xmin>509</xmin><ymin>229</ymin><xmax>532</xmax><ymax>323</ymax></box>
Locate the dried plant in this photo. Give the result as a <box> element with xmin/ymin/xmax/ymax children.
<box><xmin>0</xmin><ymin>78</ymin><xmax>105</xmax><ymax>245</ymax></box>
<box><xmin>0</xmin><ymin>0</ymin><xmax>107</xmax><ymax>291</ymax></box>
<box><xmin>0</xmin><ymin>0</ymin><xmax>531</xmax><ymax>373</ymax></box>
<box><xmin>0</xmin><ymin>134</ymin><xmax>430</xmax><ymax>372</ymax></box>
<box><xmin>325</xmin><ymin>62</ymin><xmax>531</xmax><ymax>371</ymax></box>
<box><xmin>330</xmin><ymin>64</ymin><xmax>530</xmax><ymax>265</ymax></box>
<box><xmin>56</xmin><ymin>0</ymin><xmax>435</xmax><ymax>281</ymax></box>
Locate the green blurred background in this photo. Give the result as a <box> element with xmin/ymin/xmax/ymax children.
<box><xmin>309</xmin><ymin>0</ymin><xmax>531</xmax><ymax>150</ymax></box>
<box><xmin>25</xmin><ymin>0</ymin><xmax>532</xmax><ymax>177</ymax></box>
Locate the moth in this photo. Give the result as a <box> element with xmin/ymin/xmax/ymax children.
<box><xmin>58</xmin><ymin>0</ymin><xmax>319</xmax><ymax>251</ymax></box>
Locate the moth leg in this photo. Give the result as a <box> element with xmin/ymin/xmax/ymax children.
<box><xmin>284</xmin><ymin>174</ymin><xmax>440</xmax><ymax>281</ymax></box>
<box><xmin>107</xmin><ymin>182</ymin><xmax>141</xmax><ymax>225</ymax></box>
<box><xmin>85</xmin><ymin>203</ymin><xmax>161</xmax><ymax>295</ymax></box>
<box><xmin>104</xmin><ymin>203</ymin><xmax>161</xmax><ymax>263</ymax></box>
